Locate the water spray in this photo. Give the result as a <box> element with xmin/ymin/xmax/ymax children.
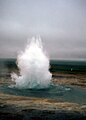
<box><xmin>11</xmin><ymin>36</ymin><xmax>52</xmax><ymax>89</ymax></box>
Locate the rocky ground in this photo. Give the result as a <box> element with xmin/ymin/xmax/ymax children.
<box><xmin>0</xmin><ymin>72</ymin><xmax>86</xmax><ymax>88</ymax></box>
<box><xmin>0</xmin><ymin>72</ymin><xmax>86</xmax><ymax>120</ymax></box>
<box><xmin>0</xmin><ymin>92</ymin><xmax>86</xmax><ymax>120</ymax></box>
<box><xmin>52</xmin><ymin>73</ymin><xmax>86</xmax><ymax>88</ymax></box>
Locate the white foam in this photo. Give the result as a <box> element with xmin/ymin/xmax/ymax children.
<box><xmin>11</xmin><ymin>36</ymin><xmax>52</xmax><ymax>89</ymax></box>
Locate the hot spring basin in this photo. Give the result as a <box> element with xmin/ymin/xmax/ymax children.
<box><xmin>0</xmin><ymin>84</ymin><xmax>86</xmax><ymax>105</ymax></box>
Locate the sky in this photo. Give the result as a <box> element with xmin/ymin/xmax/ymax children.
<box><xmin>0</xmin><ymin>0</ymin><xmax>86</xmax><ymax>60</ymax></box>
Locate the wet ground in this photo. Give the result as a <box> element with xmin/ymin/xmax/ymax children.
<box><xmin>0</xmin><ymin>72</ymin><xmax>86</xmax><ymax>120</ymax></box>
<box><xmin>0</xmin><ymin>84</ymin><xmax>86</xmax><ymax>105</ymax></box>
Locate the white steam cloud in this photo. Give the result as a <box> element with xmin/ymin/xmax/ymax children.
<box><xmin>11</xmin><ymin>36</ymin><xmax>52</xmax><ymax>89</ymax></box>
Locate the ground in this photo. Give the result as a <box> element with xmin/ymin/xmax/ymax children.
<box><xmin>0</xmin><ymin>72</ymin><xmax>86</xmax><ymax>120</ymax></box>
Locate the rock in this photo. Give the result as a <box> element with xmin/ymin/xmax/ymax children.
<box><xmin>0</xmin><ymin>93</ymin><xmax>86</xmax><ymax>120</ymax></box>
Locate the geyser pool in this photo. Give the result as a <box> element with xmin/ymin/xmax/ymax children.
<box><xmin>11</xmin><ymin>37</ymin><xmax>52</xmax><ymax>89</ymax></box>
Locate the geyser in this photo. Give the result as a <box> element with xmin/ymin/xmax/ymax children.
<box><xmin>11</xmin><ymin>37</ymin><xmax>52</xmax><ymax>89</ymax></box>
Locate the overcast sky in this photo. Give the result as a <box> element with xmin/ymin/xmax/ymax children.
<box><xmin>0</xmin><ymin>0</ymin><xmax>86</xmax><ymax>60</ymax></box>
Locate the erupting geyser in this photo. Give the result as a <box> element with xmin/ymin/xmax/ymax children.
<box><xmin>11</xmin><ymin>37</ymin><xmax>52</xmax><ymax>89</ymax></box>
